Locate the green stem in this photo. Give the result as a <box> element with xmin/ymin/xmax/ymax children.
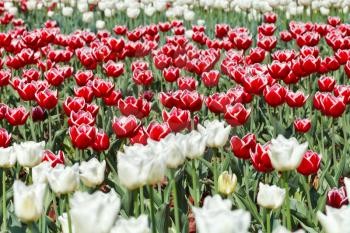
<box><xmin>213</xmin><ymin>157</ymin><xmax>218</xmax><ymax>193</ymax></box>
<box><xmin>66</xmin><ymin>195</ymin><xmax>73</xmax><ymax>233</ymax></box>
<box><xmin>2</xmin><ymin>169</ymin><xmax>7</xmax><ymax>233</ymax></box>
<box><xmin>304</xmin><ymin>176</ymin><xmax>314</xmax><ymax>224</ymax></box>
<box><xmin>149</xmin><ymin>185</ymin><xmax>157</xmax><ymax>233</ymax></box>
<box><xmin>266</xmin><ymin>210</ymin><xmax>271</xmax><ymax>233</ymax></box>
<box><xmin>170</xmin><ymin>170</ymin><xmax>180</xmax><ymax>233</ymax></box>
<box><xmin>140</xmin><ymin>187</ymin><xmax>144</xmax><ymax>214</ymax></box>
<box><xmin>282</xmin><ymin>172</ymin><xmax>292</xmax><ymax>230</ymax></box>
<box><xmin>331</xmin><ymin>119</ymin><xmax>336</xmax><ymax>166</ymax></box>
<box><xmin>48</xmin><ymin>113</ymin><xmax>52</xmax><ymax>149</ymax></box>
<box><xmin>191</xmin><ymin>160</ymin><xmax>199</xmax><ymax>206</ymax></box>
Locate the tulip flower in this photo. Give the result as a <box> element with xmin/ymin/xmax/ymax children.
<box><xmin>198</xmin><ymin>120</ymin><xmax>231</xmax><ymax>148</ymax></box>
<box><xmin>5</xmin><ymin>106</ymin><xmax>30</xmax><ymax>126</ymax></box>
<box><xmin>297</xmin><ymin>150</ymin><xmax>321</xmax><ymax>176</ymax></box>
<box><xmin>91</xmin><ymin>130</ymin><xmax>110</xmax><ymax>152</ymax></box>
<box><xmin>317</xmin><ymin>206</ymin><xmax>350</xmax><ymax>233</ymax></box>
<box><xmin>257</xmin><ymin>183</ymin><xmax>286</xmax><ymax>210</ymax></box>
<box><xmin>268</xmin><ymin>135</ymin><xmax>308</xmax><ymax>171</ymax></box>
<box><xmin>162</xmin><ymin>107</ymin><xmax>190</xmax><ymax>132</ymax></box>
<box><xmin>294</xmin><ymin>118</ymin><xmax>311</xmax><ymax>133</ymax></box>
<box><xmin>0</xmin><ymin>146</ymin><xmax>16</xmax><ymax>168</ymax></box>
<box><xmin>224</xmin><ymin>103</ymin><xmax>251</xmax><ymax>126</ymax></box>
<box><xmin>250</xmin><ymin>143</ymin><xmax>274</xmax><ymax>173</ymax></box>
<box><xmin>118</xmin><ymin>96</ymin><xmax>151</xmax><ymax>119</ymax></box>
<box><xmin>79</xmin><ymin>158</ymin><xmax>106</xmax><ymax>188</ymax></box>
<box><xmin>146</xmin><ymin>122</ymin><xmax>171</xmax><ymax>141</ymax></box>
<box><xmin>110</xmin><ymin>215</ymin><xmax>150</xmax><ymax>233</ymax></box>
<box><xmin>263</xmin><ymin>84</ymin><xmax>287</xmax><ymax>107</ymax></box>
<box><xmin>0</xmin><ymin>128</ymin><xmax>11</xmax><ymax>148</ymax></box>
<box><xmin>32</xmin><ymin>162</ymin><xmax>52</xmax><ymax>184</ymax></box>
<box><xmin>326</xmin><ymin>187</ymin><xmax>349</xmax><ymax>208</ymax></box>
<box><xmin>318</xmin><ymin>76</ymin><xmax>336</xmax><ymax>92</ymax></box>
<box><xmin>192</xmin><ymin>195</ymin><xmax>251</xmax><ymax>233</ymax></box>
<box><xmin>69</xmin><ymin>124</ymin><xmax>97</xmax><ymax>149</ymax></box>
<box><xmin>13</xmin><ymin>180</ymin><xmax>47</xmax><ymax>222</ymax></box>
<box><xmin>117</xmin><ymin>144</ymin><xmax>166</xmax><ymax>190</ymax></box>
<box><xmin>230</xmin><ymin>133</ymin><xmax>256</xmax><ymax>160</ymax></box>
<box><xmin>59</xmin><ymin>190</ymin><xmax>121</xmax><ymax>233</ymax></box>
<box><xmin>63</xmin><ymin>97</ymin><xmax>86</xmax><ymax>116</ymax></box>
<box><xmin>14</xmin><ymin>141</ymin><xmax>45</xmax><ymax>168</ymax></box>
<box><xmin>74</xmin><ymin>70</ymin><xmax>94</xmax><ymax>86</ymax></box>
<box><xmin>47</xmin><ymin>164</ymin><xmax>80</xmax><ymax>195</ymax></box>
<box><xmin>218</xmin><ymin>171</ymin><xmax>237</xmax><ymax>196</ymax></box>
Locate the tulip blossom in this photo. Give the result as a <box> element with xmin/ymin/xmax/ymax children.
<box><xmin>5</xmin><ymin>106</ymin><xmax>30</xmax><ymax>126</ymax></box>
<box><xmin>47</xmin><ymin>164</ymin><xmax>80</xmax><ymax>195</ymax></box>
<box><xmin>294</xmin><ymin>119</ymin><xmax>312</xmax><ymax>133</ymax></box>
<box><xmin>146</xmin><ymin>122</ymin><xmax>171</xmax><ymax>141</ymax></box>
<box><xmin>218</xmin><ymin>171</ymin><xmax>237</xmax><ymax>196</ymax></box>
<box><xmin>91</xmin><ymin>130</ymin><xmax>110</xmax><ymax>152</ymax></box>
<box><xmin>318</xmin><ymin>76</ymin><xmax>336</xmax><ymax>92</ymax></box>
<box><xmin>32</xmin><ymin>162</ymin><xmax>52</xmax><ymax>184</ymax></box>
<box><xmin>14</xmin><ymin>141</ymin><xmax>45</xmax><ymax>168</ymax></box>
<box><xmin>59</xmin><ymin>190</ymin><xmax>121</xmax><ymax>233</ymax></box>
<box><xmin>0</xmin><ymin>128</ymin><xmax>11</xmax><ymax>148</ymax></box>
<box><xmin>192</xmin><ymin>195</ymin><xmax>251</xmax><ymax>233</ymax></box>
<box><xmin>326</xmin><ymin>187</ymin><xmax>349</xmax><ymax>209</ymax></box>
<box><xmin>250</xmin><ymin>143</ymin><xmax>274</xmax><ymax>173</ymax></box>
<box><xmin>79</xmin><ymin>158</ymin><xmax>106</xmax><ymax>188</ymax></box>
<box><xmin>297</xmin><ymin>150</ymin><xmax>321</xmax><ymax>176</ymax></box>
<box><xmin>198</xmin><ymin>120</ymin><xmax>231</xmax><ymax>148</ymax></box>
<box><xmin>110</xmin><ymin>215</ymin><xmax>150</xmax><ymax>233</ymax></box>
<box><xmin>257</xmin><ymin>183</ymin><xmax>286</xmax><ymax>210</ymax></box>
<box><xmin>224</xmin><ymin>103</ymin><xmax>251</xmax><ymax>126</ymax></box>
<box><xmin>0</xmin><ymin>146</ymin><xmax>16</xmax><ymax>168</ymax></box>
<box><xmin>13</xmin><ymin>180</ymin><xmax>47</xmax><ymax>222</ymax></box>
<box><xmin>69</xmin><ymin>124</ymin><xmax>97</xmax><ymax>149</ymax></box>
<box><xmin>117</xmin><ymin>144</ymin><xmax>166</xmax><ymax>190</ymax></box>
<box><xmin>162</xmin><ymin>107</ymin><xmax>190</xmax><ymax>132</ymax></box>
<box><xmin>268</xmin><ymin>135</ymin><xmax>308</xmax><ymax>171</ymax></box>
<box><xmin>230</xmin><ymin>133</ymin><xmax>256</xmax><ymax>160</ymax></box>
<box><xmin>317</xmin><ymin>206</ymin><xmax>350</xmax><ymax>233</ymax></box>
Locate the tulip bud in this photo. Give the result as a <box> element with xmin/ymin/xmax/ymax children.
<box><xmin>257</xmin><ymin>183</ymin><xmax>286</xmax><ymax>210</ymax></box>
<box><xmin>218</xmin><ymin>171</ymin><xmax>237</xmax><ymax>196</ymax></box>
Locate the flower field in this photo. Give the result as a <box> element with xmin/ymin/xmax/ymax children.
<box><xmin>1</xmin><ymin>0</ymin><xmax>350</xmax><ymax>233</ymax></box>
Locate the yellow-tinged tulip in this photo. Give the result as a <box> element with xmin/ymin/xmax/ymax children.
<box><xmin>218</xmin><ymin>171</ymin><xmax>237</xmax><ymax>196</ymax></box>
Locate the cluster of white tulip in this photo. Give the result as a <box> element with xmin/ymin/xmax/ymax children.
<box><xmin>6</xmin><ymin>0</ymin><xmax>350</xmax><ymax>23</ymax></box>
<box><xmin>316</xmin><ymin>177</ymin><xmax>350</xmax><ymax>233</ymax></box>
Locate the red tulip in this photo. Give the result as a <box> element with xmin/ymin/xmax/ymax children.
<box><xmin>267</xmin><ymin>61</ymin><xmax>290</xmax><ymax>80</ymax></box>
<box><xmin>327</xmin><ymin>187</ymin><xmax>348</xmax><ymax>208</ymax></box>
<box><xmin>215</xmin><ymin>24</ymin><xmax>230</xmax><ymax>38</ymax></box>
<box><xmin>16</xmin><ymin>81</ymin><xmax>38</xmax><ymax>101</ymax></box>
<box><xmin>0</xmin><ymin>128</ymin><xmax>11</xmax><ymax>148</ymax></box>
<box><xmin>297</xmin><ymin>150</ymin><xmax>321</xmax><ymax>176</ymax></box>
<box><xmin>224</xmin><ymin>103</ymin><xmax>251</xmax><ymax>126</ymax></box>
<box><xmin>63</xmin><ymin>97</ymin><xmax>86</xmax><ymax>116</ymax></box>
<box><xmin>91</xmin><ymin>78</ymin><xmax>115</xmax><ymax>98</ymax></box>
<box><xmin>113</xmin><ymin>25</ymin><xmax>127</xmax><ymax>35</ymax></box>
<box><xmin>102</xmin><ymin>37</ymin><xmax>125</xmax><ymax>52</ymax></box>
<box><xmin>91</xmin><ymin>129</ymin><xmax>110</xmax><ymax>151</ymax></box>
<box><xmin>45</xmin><ymin>68</ymin><xmax>65</xmax><ymax>87</ymax></box>
<box><xmin>68</xmin><ymin>110</ymin><xmax>95</xmax><ymax>126</ymax></box>
<box><xmin>0</xmin><ymin>70</ymin><xmax>11</xmax><ymax>87</ymax></box>
<box><xmin>294</xmin><ymin>118</ymin><xmax>311</xmax><ymax>133</ymax></box>
<box><xmin>154</xmin><ymin>54</ymin><xmax>172</xmax><ymax>70</ymax></box>
<box><xmin>327</xmin><ymin>16</ymin><xmax>341</xmax><ymax>27</ymax></box>
<box><xmin>205</xmin><ymin>93</ymin><xmax>231</xmax><ymax>114</ymax></box>
<box><xmin>22</xmin><ymin>68</ymin><xmax>41</xmax><ymax>82</ymax></box>
<box><xmin>201</xmin><ymin>70</ymin><xmax>220</xmax><ymax>88</ymax></box>
<box><xmin>286</xmin><ymin>90</ymin><xmax>308</xmax><ymax>108</ymax></box>
<box><xmin>280</xmin><ymin>31</ymin><xmax>293</xmax><ymax>42</ymax></box>
<box><xmin>163</xmin><ymin>66</ymin><xmax>180</xmax><ymax>83</ymax></box>
<box><xmin>314</xmin><ymin>92</ymin><xmax>346</xmax><ymax>118</ymax></box>
<box><xmin>130</xmin><ymin>126</ymin><xmax>149</xmax><ymax>145</ymax></box>
<box><xmin>264</xmin><ymin>12</ymin><xmax>277</xmax><ymax>23</ymax></box>
<box><xmin>296</xmin><ymin>32</ymin><xmax>320</xmax><ymax>47</ymax></box>
<box><xmin>318</xmin><ymin>76</ymin><xmax>336</xmax><ymax>92</ymax></box>
<box><xmin>159</xmin><ymin>91</ymin><xmax>182</xmax><ymax>109</ymax></box>
<box><xmin>31</xmin><ymin>106</ymin><xmax>47</xmax><ymax>122</ymax></box>
<box><xmin>263</xmin><ymin>84</ymin><xmax>287</xmax><ymax>107</ymax></box>
<box><xmin>257</xmin><ymin>36</ymin><xmax>277</xmax><ymax>51</ymax></box>
<box><xmin>74</xmin><ymin>70</ymin><xmax>94</xmax><ymax>86</ymax></box>
<box><xmin>344</xmin><ymin>61</ymin><xmax>350</xmax><ymax>78</ymax></box>
<box><xmin>35</xmin><ymin>89</ymin><xmax>58</xmax><ymax>110</ymax></box>
<box><xmin>230</xmin><ymin>133</ymin><xmax>256</xmax><ymax>160</ymax></box>
<box><xmin>131</xmin><ymin>61</ymin><xmax>149</xmax><ymax>72</ymax></box>
<box><xmin>179</xmin><ymin>90</ymin><xmax>203</xmax><ymax>112</ymax></box>
<box><xmin>146</xmin><ymin>122</ymin><xmax>171</xmax><ymax>141</ymax></box>
<box><xmin>69</xmin><ymin>124</ymin><xmax>97</xmax><ymax>149</ymax></box>
<box><xmin>162</xmin><ymin>107</ymin><xmax>190</xmax><ymax>132</ymax></box>
<box><xmin>248</xmin><ymin>47</ymin><xmax>265</xmax><ymax>64</ymax></box>
<box><xmin>250</xmin><ymin>143</ymin><xmax>274</xmax><ymax>173</ymax></box>
<box><xmin>258</xmin><ymin>23</ymin><xmax>276</xmax><ymax>36</ymax></box>
<box><xmin>112</xmin><ymin>115</ymin><xmax>140</xmax><ymax>138</ymax></box>
<box><xmin>42</xmin><ymin>150</ymin><xmax>65</xmax><ymax>167</ymax></box>
<box><xmin>103</xmin><ymin>90</ymin><xmax>122</xmax><ymax>106</ymax></box>
<box><xmin>103</xmin><ymin>60</ymin><xmax>124</xmax><ymax>78</ymax></box>
<box><xmin>132</xmin><ymin>69</ymin><xmax>153</xmax><ymax>86</ymax></box>
<box><xmin>5</xmin><ymin>106</ymin><xmax>30</xmax><ymax>126</ymax></box>
<box><xmin>243</xmin><ymin>75</ymin><xmax>268</xmax><ymax>95</ymax></box>
<box><xmin>177</xmin><ymin>77</ymin><xmax>198</xmax><ymax>91</ymax></box>
<box><xmin>118</xmin><ymin>96</ymin><xmax>151</xmax><ymax>119</ymax></box>
<box><xmin>334</xmin><ymin>85</ymin><xmax>350</xmax><ymax>104</ymax></box>
<box><xmin>232</xmin><ymin>34</ymin><xmax>252</xmax><ymax>51</ymax></box>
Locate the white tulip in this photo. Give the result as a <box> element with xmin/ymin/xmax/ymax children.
<box><xmin>96</xmin><ymin>20</ymin><xmax>106</xmax><ymax>30</ymax></box>
<box><xmin>344</xmin><ymin>177</ymin><xmax>350</xmax><ymax>199</ymax></box>
<box><xmin>154</xmin><ymin>0</ymin><xmax>167</xmax><ymax>11</ymax></box>
<box><xmin>26</xmin><ymin>0</ymin><xmax>37</xmax><ymax>10</ymax></box>
<box><xmin>79</xmin><ymin>158</ymin><xmax>106</xmax><ymax>188</ymax></box>
<box><xmin>110</xmin><ymin>215</ymin><xmax>150</xmax><ymax>233</ymax></box>
<box><xmin>82</xmin><ymin>11</ymin><xmax>94</xmax><ymax>23</ymax></box>
<box><xmin>115</xmin><ymin>2</ymin><xmax>127</xmax><ymax>11</ymax></box>
<box><xmin>8</xmin><ymin>7</ymin><xmax>18</xmax><ymax>15</ymax></box>
<box><xmin>268</xmin><ymin>135</ymin><xmax>308</xmax><ymax>171</ymax></box>
<box><xmin>197</xmin><ymin>19</ymin><xmax>206</xmax><ymax>26</ymax></box>
<box><xmin>317</xmin><ymin>205</ymin><xmax>350</xmax><ymax>233</ymax></box>
<box><xmin>127</xmin><ymin>7</ymin><xmax>140</xmax><ymax>19</ymax></box>
<box><xmin>0</xmin><ymin>146</ymin><xmax>16</xmax><ymax>168</ymax></box>
<box><xmin>184</xmin><ymin>9</ymin><xmax>195</xmax><ymax>21</ymax></box>
<box><xmin>118</xmin><ymin>144</ymin><xmax>166</xmax><ymax>190</ymax></box>
<box><xmin>104</xmin><ymin>9</ymin><xmax>114</xmax><ymax>17</ymax></box>
<box><xmin>320</xmin><ymin>7</ymin><xmax>330</xmax><ymax>15</ymax></box>
<box><xmin>77</xmin><ymin>2</ymin><xmax>89</xmax><ymax>12</ymax></box>
<box><xmin>257</xmin><ymin>183</ymin><xmax>285</xmax><ymax>210</ymax></box>
<box><xmin>192</xmin><ymin>195</ymin><xmax>251</xmax><ymax>233</ymax></box>
<box><xmin>59</xmin><ymin>190</ymin><xmax>121</xmax><ymax>233</ymax></box>
<box><xmin>180</xmin><ymin>130</ymin><xmax>207</xmax><ymax>159</ymax></box>
<box><xmin>14</xmin><ymin>180</ymin><xmax>47</xmax><ymax>222</ymax></box>
<box><xmin>33</xmin><ymin>162</ymin><xmax>52</xmax><ymax>184</ymax></box>
<box><xmin>198</xmin><ymin>120</ymin><xmax>231</xmax><ymax>148</ymax></box>
<box><xmin>272</xmin><ymin>225</ymin><xmax>305</xmax><ymax>233</ymax></box>
<box><xmin>144</xmin><ymin>5</ymin><xmax>156</xmax><ymax>16</ymax></box>
<box><xmin>185</xmin><ymin>30</ymin><xmax>194</xmax><ymax>38</ymax></box>
<box><xmin>48</xmin><ymin>164</ymin><xmax>80</xmax><ymax>195</ymax></box>
<box><xmin>62</xmin><ymin>6</ymin><xmax>74</xmax><ymax>16</ymax></box>
<box><xmin>299</xmin><ymin>0</ymin><xmax>312</xmax><ymax>6</ymax></box>
<box><xmin>14</xmin><ymin>141</ymin><xmax>45</xmax><ymax>168</ymax></box>
<box><xmin>149</xmin><ymin>134</ymin><xmax>186</xmax><ymax>169</ymax></box>
<box><xmin>48</xmin><ymin>11</ymin><xmax>54</xmax><ymax>17</ymax></box>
